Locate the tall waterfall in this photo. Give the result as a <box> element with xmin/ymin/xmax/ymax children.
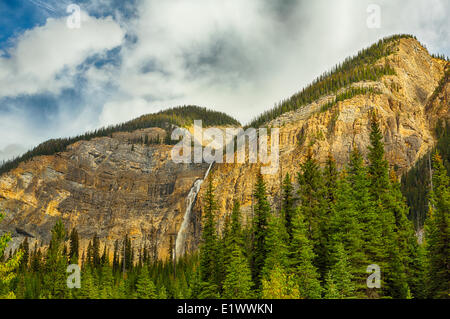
<box><xmin>174</xmin><ymin>162</ymin><xmax>213</xmax><ymax>260</ymax></box>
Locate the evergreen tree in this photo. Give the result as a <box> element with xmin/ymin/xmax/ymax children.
<box><xmin>217</xmin><ymin>215</ymin><xmax>230</xmax><ymax>293</ymax></box>
<box><xmin>387</xmin><ymin>170</ymin><xmax>420</xmax><ymax>298</ymax></box>
<box><xmin>69</xmin><ymin>228</ymin><xmax>79</xmax><ymax>265</ymax></box>
<box><xmin>158</xmin><ymin>285</ymin><xmax>168</xmax><ymax>299</ymax></box>
<box><xmin>318</xmin><ymin>154</ymin><xmax>338</xmax><ymax>277</ymax></box>
<box><xmin>261</xmin><ymin>264</ymin><xmax>300</xmax><ymax>299</ymax></box>
<box><xmin>281</xmin><ymin>173</ymin><xmax>295</xmax><ymax>240</ymax></box>
<box><xmin>297</xmin><ymin>150</ymin><xmax>327</xmax><ymax>277</ymax></box>
<box><xmin>43</xmin><ymin>220</ymin><xmax>68</xmax><ymax>299</ymax></box>
<box><xmin>222</xmin><ymin>244</ymin><xmax>254</xmax><ymax>299</ymax></box>
<box><xmin>425</xmin><ymin>153</ymin><xmax>450</xmax><ymax>298</ymax></box>
<box><xmin>328</xmin><ymin>169</ymin><xmax>366</xmax><ymax>296</ymax></box>
<box><xmin>136</xmin><ymin>267</ymin><xmax>157</xmax><ymax>299</ymax></box>
<box><xmin>297</xmin><ymin>150</ymin><xmax>324</xmax><ymax>242</ymax></box>
<box><xmin>79</xmin><ymin>269</ymin><xmax>98</xmax><ymax>299</ymax></box>
<box><xmin>323</xmin><ymin>153</ymin><xmax>338</xmax><ymax>206</ymax></box>
<box><xmin>289</xmin><ymin>210</ymin><xmax>322</xmax><ymax>299</ymax></box>
<box><xmin>19</xmin><ymin>238</ymin><xmax>29</xmax><ymax>272</ymax></box>
<box><xmin>99</xmin><ymin>264</ymin><xmax>114</xmax><ymax>299</ymax></box>
<box><xmin>251</xmin><ymin>173</ymin><xmax>271</xmax><ymax>290</ymax></box>
<box><xmin>92</xmin><ymin>234</ymin><xmax>101</xmax><ymax>268</ymax></box>
<box><xmin>367</xmin><ymin>114</ymin><xmax>405</xmax><ymax>297</ymax></box>
<box><xmin>112</xmin><ymin>240</ymin><xmax>120</xmax><ymax>273</ymax></box>
<box><xmin>367</xmin><ymin>112</ymin><xmax>391</xmax><ymax>198</ymax></box>
<box><xmin>323</xmin><ymin>272</ymin><xmax>340</xmax><ymax>299</ymax></box>
<box><xmin>230</xmin><ymin>200</ymin><xmax>243</xmax><ymax>248</ymax></box>
<box><xmin>199</xmin><ymin>176</ymin><xmax>219</xmax><ymax>293</ymax></box>
<box><xmin>0</xmin><ymin>212</ymin><xmax>23</xmax><ymax>299</ymax></box>
<box><xmin>327</xmin><ymin>242</ymin><xmax>354</xmax><ymax>298</ymax></box>
<box><xmin>262</xmin><ymin>213</ymin><xmax>289</xmax><ymax>280</ymax></box>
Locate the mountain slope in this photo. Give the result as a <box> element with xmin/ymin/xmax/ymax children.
<box><xmin>190</xmin><ymin>36</ymin><xmax>449</xmax><ymax>253</ymax></box>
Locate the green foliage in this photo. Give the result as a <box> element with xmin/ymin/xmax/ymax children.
<box><xmin>320</xmin><ymin>87</ymin><xmax>382</xmax><ymax>113</ymax></box>
<box><xmin>261</xmin><ymin>264</ymin><xmax>300</xmax><ymax>299</ymax></box>
<box><xmin>262</xmin><ymin>213</ymin><xmax>290</xmax><ymax>280</ymax></box>
<box><xmin>289</xmin><ymin>211</ymin><xmax>323</xmax><ymax>299</ymax></box>
<box><xmin>223</xmin><ymin>244</ymin><xmax>254</xmax><ymax>299</ymax></box>
<box><xmin>401</xmin><ymin>119</ymin><xmax>450</xmax><ymax>228</ymax></box>
<box><xmin>136</xmin><ymin>267</ymin><xmax>157</xmax><ymax>299</ymax></box>
<box><xmin>326</xmin><ymin>243</ymin><xmax>354</xmax><ymax>298</ymax></box>
<box><xmin>0</xmin><ymin>212</ymin><xmax>23</xmax><ymax>299</ymax></box>
<box><xmin>251</xmin><ymin>173</ymin><xmax>271</xmax><ymax>290</ymax></box>
<box><xmin>42</xmin><ymin>219</ymin><xmax>69</xmax><ymax>299</ymax></box>
<box><xmin>199</xmin><ymin>176</ymin><xmax>219</xmax><ymax>295</ymax></box>
<box><xmin>281</xmin><ymin>173</ymin><xmax>296</xmax><ymax>241</ymax></box>
<box><xmin>425</xmin><ymin>153</ymin><xmax>450</xmax><ymax>298</ymax></box>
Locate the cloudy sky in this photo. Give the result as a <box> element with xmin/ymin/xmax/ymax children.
<box><xmin>0</xmin><ymin>0</ymin><xmax>448</xmax><ymax>161</ymax></box>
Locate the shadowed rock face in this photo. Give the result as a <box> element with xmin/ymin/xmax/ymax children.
<box><xmin>0</xmin><ymin>38</ymin><xmax>449</xmax><ymax>259</ymax></box>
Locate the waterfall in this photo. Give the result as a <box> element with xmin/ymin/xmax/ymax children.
<box><xmin>174</xmin><ymin>162</ymin><xmax>213</xmax><ymax>260</ymax></box>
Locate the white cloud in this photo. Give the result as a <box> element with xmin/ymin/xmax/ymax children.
<box><xmin>0</xmin><ymin>11</ymin><xmax>124</xmax><ymax>96</ymax></box>
<box><xmin>99</xmin><ymin>98</ymin><xmax>157</xmax><ymax>126</ymax></box>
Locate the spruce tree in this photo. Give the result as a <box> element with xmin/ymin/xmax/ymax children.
<box><xmin>262</xmin><ymin>213</ymin><xmax>289</xmax><ymax>280</ymax></box>
<box><xmin>386</xmin><ymin>170</ymin><xmax>420</xmax><ymax>298</ymax></box>
<box><xmin>19</xmin><ymin>238</ymin><xmax>29</xmax><ymax>272</ymax></box>
<box><xmin>80</xmin><ymin>269</ymin><xmax>98</xmax><ymax>299</ymax></box>
<box><xmin>281</xmin><ymin>173</ymin><xmax>295</xmax><ymax>240</ymax></box>
<box><xmin>199</xmin><ymin>176</ymin><xmax>219</xmax><ymax>293</ymax></box>
<box><xmin>328</xmin><ymin>168</ymin><xmax>366</xmax><ymax>296</ymax></box>
<box><xmin>297</xmin><ymin>150</ymin><xmax>324</xmax><ymax>242</ymax></box>
<box><xmin>289</xmin><ymin>210</ymin><xmax>322</xmax><ymax>299</ymax></box>
<box><xmin>251</xmin><ymin>172</ymin><xmax>271</xmax><ymax>290</ymax></box>
<box><xmin>425</xmin><ymin>153</ymin><xmax>450</xmax><ymax>298</ymax></box>
<box><xmin>346</xmin><ymin>148</ymin><xmax>383</xmax><ymax>296</ymax></box>
<box><xmin>69</xmin><ymin>228</ymin><xmax>79</xmax><ymax>265</ymax></box>
<box><xmin>158</xmin><ymin>285</ymin><xmax>168</xmax><ymax>299</ymax></box>
<box><xmin>43</xmin><ymin>220</ymin><xmax>68</xmax><ymax>299</ymax></box>
<box><xmin>99</xmin><ymin>264</ymin><xmax>114</xmax><ymax>299</ymax></box>
<box><xmin>323</xmin><ymin>272</ymin><xmax>340</xmax><ymax>299</ymax></box>
<box><xmin>217</xmin><ymin>215</ymin><xmax>231</xmax><ymax>292</ymax></box>
<box><xmin>367</xmin><ymin>114</ymin><xmax>405</xmax><ymax>297</ymax></box>
<box><xmin>223</xmin><ymin>244</ymin><xmax>254</xmax><ymax>299</ymax></box>
<box><xmin>230</xmin><ymin>200</ymin><xmax>243</xmax><ymax>248</ymax></box>
<box><xmin>318</xmin><ymin>154</ymin><xmax>338</xmax><ymax>277</ymax></box>
<box><xmin>0</xmin><ymin>212</ymin><xmax>23</xmax><ymax>299</ymax></box>
<box><xmin>92</xmin><ymin>235</ymin><xmax>101</xmax><ymax>268</ymax></box>
<box><xmin>261</xmin><ymin>264</ymin><xmax>300</xmax><ymax>299</ymax></box>
<box><xmin>136</xmin><ymin>267</ymin><xmax>157</xmax><ymax>299</ymax></box>
<box><xmin>327</xmin><ymin>242</ymin><xmax>354</xmax><ymax>298</ymax></box>
<box><xmin>297</xmin><ymin>150</ymin><xmax>327</xmax><ymax>277</ymax></box>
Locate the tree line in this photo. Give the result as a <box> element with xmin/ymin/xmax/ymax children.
<box><xmin>0</xmin><ymin>105</ymin><xmax>240</xmax><ymax>175</ymax></box>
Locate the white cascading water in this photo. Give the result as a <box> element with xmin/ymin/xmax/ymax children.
<box><xmin>174</xmin><ymin>162</ymin><xmax>213</xmax><ymax>260</ymax></box>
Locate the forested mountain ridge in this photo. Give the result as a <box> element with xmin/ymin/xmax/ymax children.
<box><xmin>0</xmin><ymin>105</ymin><xmax>240</xmax><ymax>175</ymax></box>
<box><xmin>0</xmin><ymin>36</ymin><xmax>448</xmax><ymax>300</ymax></box>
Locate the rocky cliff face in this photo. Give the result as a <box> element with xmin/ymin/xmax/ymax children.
<box><xmin>0</xmin><ymin>38</ymin><xmax>448</xmax><ymax>259</ymax></box>
<box><xmin>190</xmin><ymin>37</ymin><xmax>449</xmax><ymax>250</ymax></box>
<box><xmin>0</xmin><ymin>128</ymin><xmax>209</xmax><ymax>259</ymax></box>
